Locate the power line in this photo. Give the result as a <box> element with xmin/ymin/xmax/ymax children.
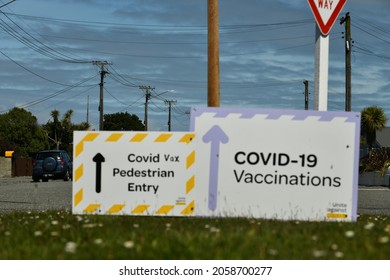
<box><xmin>39</xmin><ymin>33</ymin><xmax>313</xmax><ymax>46</ymax></box>
<box><xmin>172</xmin><ymin>103</ymin><xmax>190</xmax><ymax>116</ymax></box>
<box><xmin>108</xmin><ymin>65</ymin><xmax>139</xmax><ymax>87</ymax></box>
<box><xmin>353</xmin><ymin>24</ymin><xmax>390</xmax><ymax>45</ymax></box>
<box><xmin>2</xmin><ymin>12</ymin><xmax>313</xmax><ymax>33</ymax></box>
<box><xmin>353</xmin><ymin>15</ymin><xmax>390</xmax><ymax>37</ymax></box>
<box><xmin>0</xmin><ymin>11</ymin><xmax>89</xmax><ymax>63</ymax></box>
<box><xmin>37</xmin><ymin>83</ymin><xmax>98</xmax><ymax>115</ymax></box>
<box><xmin>54</xmin><ymin>40</ymin><xmax>316</xmax><ymax>60</ymax></box>
<box><xmin>104</xmin><ymin>86</ymin><xmax>128</xmax><ymax>107</ymax></box>
<box><xmin>119</xmin><ymin>95</ymin><xmax>145</xmax><ymax>113</ymax></box>
<box><xmin>0</xmin><ymin>74</ymin><xmax>98</xmax><ymax>113</ymax></box>
<box><xmin>0</xmin><ymin>0</ymin><xmax>16</xmax><ymax>9</ymax></box>
<box><xmin>0</xmin><ymin>11</ymin><xmax>317</xmax><ymax>66</ymax></box>
<box><xmin>0</xmin><ymin>49</ymin><xmax>92</xmax><ymax>86</ymax></box>
<box><xmin>353</xmin><ymin>45</ymin><xmax>390</xmax><ymax>62</ymax></box>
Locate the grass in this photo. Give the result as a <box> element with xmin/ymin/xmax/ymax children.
<box><xmin>0</xmin><ymin>210</ymin><xmax>389</xmax><ymax>260</ymax></box>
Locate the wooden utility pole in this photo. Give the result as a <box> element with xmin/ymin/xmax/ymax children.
<box><xmin>340</xmin><ymin>13</ymin><xmax>352</xmax><ymax>112</ymax></box>
<box><xmin>165</xmin><ymin>100</ymin><xmax>177</xmax><ymax>131</ymax></box>
<box><xmin>139</xmin><ymin>86</ymin><xmax>155</xmax><ymax>131</ymax></box>
<box><xmin>208</xmin><ymin>0</ymin><xmax>220</xmax><ymax>107</ymax></box>
<box><xmin>303</xmin><ymin>80</ymin><xmax>309</xmax><ymax>110</ymax></box>
<box><xmin>93</xmin><ymin>61</ymin><xmax>112</xmax><ymax>130</ymax></box>
<box><xmin>86</xmin><ymin>95</ymin><xmax>90</xmax><ymax>125</ymax></box>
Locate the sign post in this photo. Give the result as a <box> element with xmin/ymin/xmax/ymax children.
<box><xmin>314</xmin><ymin>26</ymin><xmax>329</xmax><ymax>111</ymax></box>
<box><xmin>307</xmin><ymin>0</ymin><xmax>347</xmax><ymax>110</ymax></box>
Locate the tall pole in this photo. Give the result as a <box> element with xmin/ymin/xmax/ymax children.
<box><xmin>303</xmin><ymin>80</ymin><xmax>309</xmax><ymax>110</ymax></box>
<box><xmin>314</xmin><ymin>26</ymin><xmax>329</xmax><ymax>111</ymax></box>
<box><xmin>93</xmin><ymin>61</ymin><xmax>111</xmax><ymax>131</ymax></box>
<box><xmin>165</xmin><ymin>100</ymin><xmax>177</xmax><ymax>131</ymax></box>
<box><xmin>139</xmin><ymin>86</ymin><xmax>154</xmax><ymax>131</ymax></box>
<box><xmin>145</xmin><ymin>92</ymin><xmax>150</xmax><ymax>131</ymax></box>
<box><xmin>86</xmin><ymin>95</ymin><xmax>89</xmax><ymax>125</ymax></box>
<box><xmin>208</xmin><ymin>0</ymin><xmax>220</xmax><ymax>107</ymax></box>
<box><xmin>341</xmin><ymin>13</ymin><xmax>352</xmax><ymax>112</ymax></box>
<box><xmin>98</xmin><ymin>67</ymin><xmax>105</xmax><ymax>130</ymax></box>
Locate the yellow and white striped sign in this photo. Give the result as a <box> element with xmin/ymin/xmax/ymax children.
<box><xmin>73</xmin><ymin>131</ymin><xmax>196</xmax><ymax>216</ymax></box>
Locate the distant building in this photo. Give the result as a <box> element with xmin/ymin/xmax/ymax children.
<box><xmin>360</xmin><ymin>127</ymin><xmax>390</xmax><ymax>159</ymax></box>
<box><xmin>376</xmin><ymin>127</ymin><xmax>390</xmax><ymax>147</ymax></box>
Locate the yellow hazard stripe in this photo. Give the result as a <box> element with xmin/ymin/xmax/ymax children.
<box><xmin>106</xmin><ymin>133</ymin><xmax>124</xmax><ymax>142</ymax></box>
<box><xmin>327</xmin><ymin>213</ymin><xmax>348</xmax><ymax>219</ymax></box>
<box><xmin>131</xmin><ymin>204</ymin><xmax>150</xmax><ymax>214</ymax></box>
<box><xmin>154</xmin><ymin>133</ymin><xmax>173</xmax><ymax>142</ymax></box>
<box><xmin>179</xmin><ymin>134</ymin><xmax>195</xmax><ymax>144</ymax></box>
<box><xmin>130</xmin><ymin>133</ymin><xmax>148</xmax><ymax>142</ymax></box>
<box><xmin>156</xmin><ymin>205</ymin><xmax>174</xmax><ymax>215</ymax></box>
<box><xmin>74</xmin><ymin>164</ymin><xmax>83</xmax><ymax>182</ymax></box>
<box><xmin>84</xmin><ymin>204</ymin><xmax>101</xmax><ymax>213</ymax></box>
<box><xmin>181</xmin><ymin>200</ymin><xmax>195</xmax><ymax>215</ymax></box>
<box><xmin>187</xmin><ymin>151</ymin><xmax>195</xmax><ymax>169</ymax></box>
<box><xmin>74</xmin><ymin>189</ymin><xmax>83</xmax><ymax>207</ymax></box>
<box><xmin>75</xmin><ymin>133</ymin><xmax>99</xmax><ymax>157</ymax></box>
<box><xmin>107</xmin><ymin>204</ymin><xmax>125</xmax><ymax>214</ymax></box>
<box><xmin>186</xmin><ymin>176</ymin><xmax>195</xmax><ymax>194</ymax></box>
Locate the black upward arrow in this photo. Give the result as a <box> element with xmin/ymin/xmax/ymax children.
<box><xmin>93</xmin><ymin>153</ymin><xmax>105</xmax><ymax>193</ymax></box>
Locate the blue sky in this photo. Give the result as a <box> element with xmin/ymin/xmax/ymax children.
<box><xmin>0</xmin><ymin>0</ymin><xmax>389</xmax><ymax>131</ymax></box>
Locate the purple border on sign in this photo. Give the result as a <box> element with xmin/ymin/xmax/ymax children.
<box><xmin>190</xmin><ymin>107</ymin><xmax>359</xmax><ymax>124</ymax></box>
<box><xmin>190</xmin><ymin>107</ymin><xmax>361</xmax><ymax>221</ymax></box>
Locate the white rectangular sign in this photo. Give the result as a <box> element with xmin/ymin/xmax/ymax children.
<box><xmin>191</xmin><ymin>107</ymin><xmax>361</xmax><ymax>221</ymax></box>
<box><xmin>72</xmin><ymin>131</ymin><xmax>196</xmax><ymax>216</ymax></box>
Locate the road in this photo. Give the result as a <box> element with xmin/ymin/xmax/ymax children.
<box><xmin>0</xmin><ymin>177</ymin><xmax>389</xmax><ymax>216</ymax></box>
<box><xmin>358</xmin><ymin>186</ymin><xmax>390</xmax><ymax>216</ymax></box>
<box><xmin>0</xmin><ymin>177</ymin><xmax>71</xmax><ymax>214</ymax></box>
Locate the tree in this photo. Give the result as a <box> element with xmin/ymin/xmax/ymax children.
<box><xmin>44</xmin><ymin>109</ymin><xmax>90</xmax><ymax>153</ymax></box>
<box><xmin>361</xmin><ymin>106</ymin><xmax>388</xmax><ymax>150</ymax></box>
<box><xmin>104</xmin><ymin>112</ymin><xmax>145</xmax><ymax>131</ymax></box>
<box><xmin>48</xmin><ymin>109</ymin><xmax>61</xmax><ymax>150</ymax></box>
<box><xmin>0</xmin><ymin>107</ymin><xmax>48</xmax><ymax>156</ymax></box>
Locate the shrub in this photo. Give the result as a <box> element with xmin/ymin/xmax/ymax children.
<box><xmin>360</xmin><ymin>147</ymin><xmax>390</xmax><ymax>175</ymax></box>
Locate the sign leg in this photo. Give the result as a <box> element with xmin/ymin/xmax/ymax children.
<box><xmin>314</xmin><ymin>26</ymin><xmax>329</xmax><ymax>111</ymax></box>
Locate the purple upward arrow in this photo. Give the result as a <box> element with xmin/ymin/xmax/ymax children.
<box><xmin>202</xmin><ymin>125</ymin><xmax>229</xmax><ymax>211</ymax></box>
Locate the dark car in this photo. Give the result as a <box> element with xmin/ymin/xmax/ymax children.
<box><xmin>32</xmin><ymin>150</ymin><xmax>72</xmax><ymax>182</ymax></box>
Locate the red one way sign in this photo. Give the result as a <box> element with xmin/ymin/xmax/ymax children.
<box><xmin>307</xmin><ymin>0</ymin><xmax>347</xmax><ymax>35</ymax></box>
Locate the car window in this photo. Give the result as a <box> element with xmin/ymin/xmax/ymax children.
<box><xmin>63</xmin><ymin>152</ymin><xmax>71</xmax><ymax>161</ymax></box>
<box><xmin>36</xmin><ymin>152</ymin><xmax>60</xmax><ymax>160</ymax></box>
